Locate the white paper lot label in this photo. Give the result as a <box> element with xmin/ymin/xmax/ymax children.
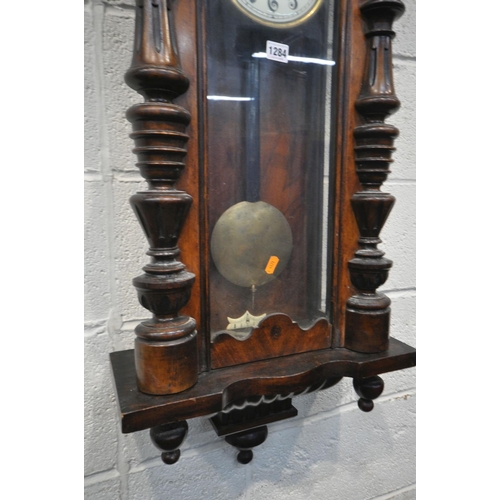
<box><xmin>266</xmin><ymin>41</ymin><xmax>289</xmax><ymax>64</ymax></box>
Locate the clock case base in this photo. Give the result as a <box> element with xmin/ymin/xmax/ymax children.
<box><xmin>110</xmin><ymin>338</ymin><xmax>415</xmax><ymax>464</ymax></box>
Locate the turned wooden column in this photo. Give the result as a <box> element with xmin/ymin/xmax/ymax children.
<box><xmin>345</xmin><ymin>0</ymin><xmax>405</xmax><ymax>353</ymax></box>
<box><xmin>125</xmin><ymin>0</ymin><xmax>197</xmax><ymax>394</ymax></box>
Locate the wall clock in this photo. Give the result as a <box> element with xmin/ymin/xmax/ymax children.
<box><xmin>109</xmin><ymin>0</ymin><xmax>416</xmax><ymax>465</ymax></box>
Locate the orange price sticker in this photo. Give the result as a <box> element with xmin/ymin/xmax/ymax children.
<box><xmin>265</xmin><ymin>256</ymin><xmax>280</xmax><ymax>275</ymax></box>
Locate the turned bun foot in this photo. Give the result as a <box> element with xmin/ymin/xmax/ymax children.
<box><xmin>161</xmin><ymin>450</ymin><xmax>181</xmax><ymax>465</ymax></box>
<box><xmin>150</xmin><ymin>421</ymin><xmax>188</xmax><ymax>465</ymax></box>
<box><xmin>225</xmin><ymin>426</ymin><xmax>268</xmax><ymax>464</ymax></box>
<box><xmin>237</xmin><ymin>450</ymin><xmax>253</xmax><ymax>465</ymax></box>
<box><xmin>353</xmin><ymin>376</ymin><xmax>384</xmax><ymax>412</ymax></box>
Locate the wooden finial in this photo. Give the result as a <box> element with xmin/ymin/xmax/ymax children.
<box><xmin>125</xmin><ymin>0</ymin><xmax>189</xmax><ymax>102</ymax></box>
<box><xmin>125</xmin><ymin>0</ymin><xmax>198</xmax><ymax>395</ymax></box>
<box><xmin>345</xmin><ymin>0</ymin><xmax>405</xmax><ymax>353</ymax></box>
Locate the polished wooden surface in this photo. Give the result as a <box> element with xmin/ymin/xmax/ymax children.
<box><xmin>210</xmin><ymin>398</ymin><xmax>298</xmax><ymax>437</ymax></box>
<box><xmin>344</xmin><ymin>0</ymin><xmax>405</xmax><ymax>352</ymax></box>
<box><xmin>125</xmin><ymin>0</ymin><xmax>198</xmax><ymax>394</ymax></box>
<box><xmin>211</xmin><ymin>314</ymin><xmax>331</xmax><ymax>368</ymax></box>
<box><xmin>331</xmin><ymin>0</ymin><xmax>364</xmax><ymax>347</ymax></box>
<box><xmin>150</xmin><ymin>420</ymin><xmax>189</xmax><ymax>465</ymax></box>
<box><xmin>353</xmin><ymin>375</ymin><xmax>385</xmax><ymax>412</ymax></box>
<box><xmin>110</xmin><ymin>337</ymin><xmax>415</xmax><ymax>433</ymax></box>
<box><xmin>172</xmin><ymin>0</ymin><xmax>206</xmax><ymax>372</ymax></box>
<box><xmin>225</xmin><ymin>426</ymin><xmax>268</xmax><ymax>464</ymax></box>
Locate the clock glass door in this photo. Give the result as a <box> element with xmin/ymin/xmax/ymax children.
<box><xmin>202</xmin><ymin>0</ymin><xmax>339</xmax><ymax>365</ymax></box>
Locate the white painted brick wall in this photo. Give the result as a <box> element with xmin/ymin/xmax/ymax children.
<box><xmin>84</xmin><ymin>0</ymin><xmax>416</xmax><ymax>498</ymax></box>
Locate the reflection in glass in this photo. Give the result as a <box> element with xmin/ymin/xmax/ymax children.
<box><xmin>205</xmin><ymin>0</ymin><xmax>337</xmax><ymax>340</ymax></box>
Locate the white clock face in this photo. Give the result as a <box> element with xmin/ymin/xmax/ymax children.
<box><xmin>233</xmin><ymin>0</ymin><xmax>323</xmax><ymax>27</ymax></box>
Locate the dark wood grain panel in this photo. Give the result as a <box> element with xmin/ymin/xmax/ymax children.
<box><xmin>211</xmin><ymin>314</ymin><xmax>331</xmax><ymax>368</ymax></box>
<box><xmin>331</xmin><ymin>0</ymin><xmax>365</xmax><ymax>347</ymax></box>
<box><xmin>173</xmin><ymin>0</ymin><xmax>206</xmax><ymax>371</ymax></box>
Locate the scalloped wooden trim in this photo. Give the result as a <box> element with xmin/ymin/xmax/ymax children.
<box><xmin>210</xmin><ymin>314</ymin><xmax>331</xmax><ymax>369</ymax></box>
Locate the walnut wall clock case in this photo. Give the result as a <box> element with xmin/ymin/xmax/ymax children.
<box><xmin>109</xmin><ymin>0</ymin><xmax>416</xmax><ymax>465</ymax></box>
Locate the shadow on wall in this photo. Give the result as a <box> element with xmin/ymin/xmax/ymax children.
<box><xmin>113</xmin><ymin>381</ymin><xmax>413</xmax><ymax>500</ymax></box>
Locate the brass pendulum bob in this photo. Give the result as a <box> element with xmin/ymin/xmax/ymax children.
<box><xmin>210</xmin><ymin>57</ymin><xmax>293</xmax><ymax>330</ymax></box>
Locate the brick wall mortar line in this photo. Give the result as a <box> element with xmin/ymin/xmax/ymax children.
<box><xmin>383</xmin><ymin>288</ymin><xmax>416</xmax><ymax>298</ymax></box>
<box><xmin>369</xmin><ymin>483</ymin><xmax>416</xmax><ymax>500</ymax></box>
<box><xmin>91</xmin><ymin>0</ymin><xmax>123</xmax><ymax>348</ymax></box>
<box><xmin>103</xmin><ymin>1</ymin><xmax>135</xmax><ymax>13</ymax></box>
<box><xmin>128</xmin><ymin>439</ymin><xmax>228</xmax><ymax>473</ymax></box>
<box><xmin>92</xmin><ymin>1</ymin><xmax>129</xmax><ymax>498</ymax></box>
<box><xmin>393</xmin><ymin>54</ymin><xmax>416</xmax><ymax>63</ymax></box>
<box><xmin>385</xmin><ymin>180</ymin><xmax>416</xmax><ymax>186</ymax></box>
<box><xmin>84</xmin><ymin>323</ymin><xmax>108</xmax><ymax>338</ymax></box>
<box><xmin>268</xmin><ymin>389</ymin><xmax>416</xmax><ymax>435</ymax></box>
<box><xmin>84</xmin><ymin>468</ymin><xmax>121</xmax><ymax>486</ymax></box>
<box><xmin>85</xmin><ymin>171</ymin><xmax>105</xmax><ymax>182</ymax></box>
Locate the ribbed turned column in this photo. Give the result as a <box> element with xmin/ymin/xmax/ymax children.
<box><xmin>125</xmin><ymin>0</ymin><xmax>197</xmax><ymax>394</ymax></box>
<box><xmin>344</xmin><ymin>0</ymin><xmax>405</xmax><ymax>353</ymax></box>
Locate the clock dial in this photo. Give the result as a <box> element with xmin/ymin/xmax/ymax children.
<box><xmin>233</xmin><ymin>0</ymin><xmax>323</xmax><ymax>27</ymax></box>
